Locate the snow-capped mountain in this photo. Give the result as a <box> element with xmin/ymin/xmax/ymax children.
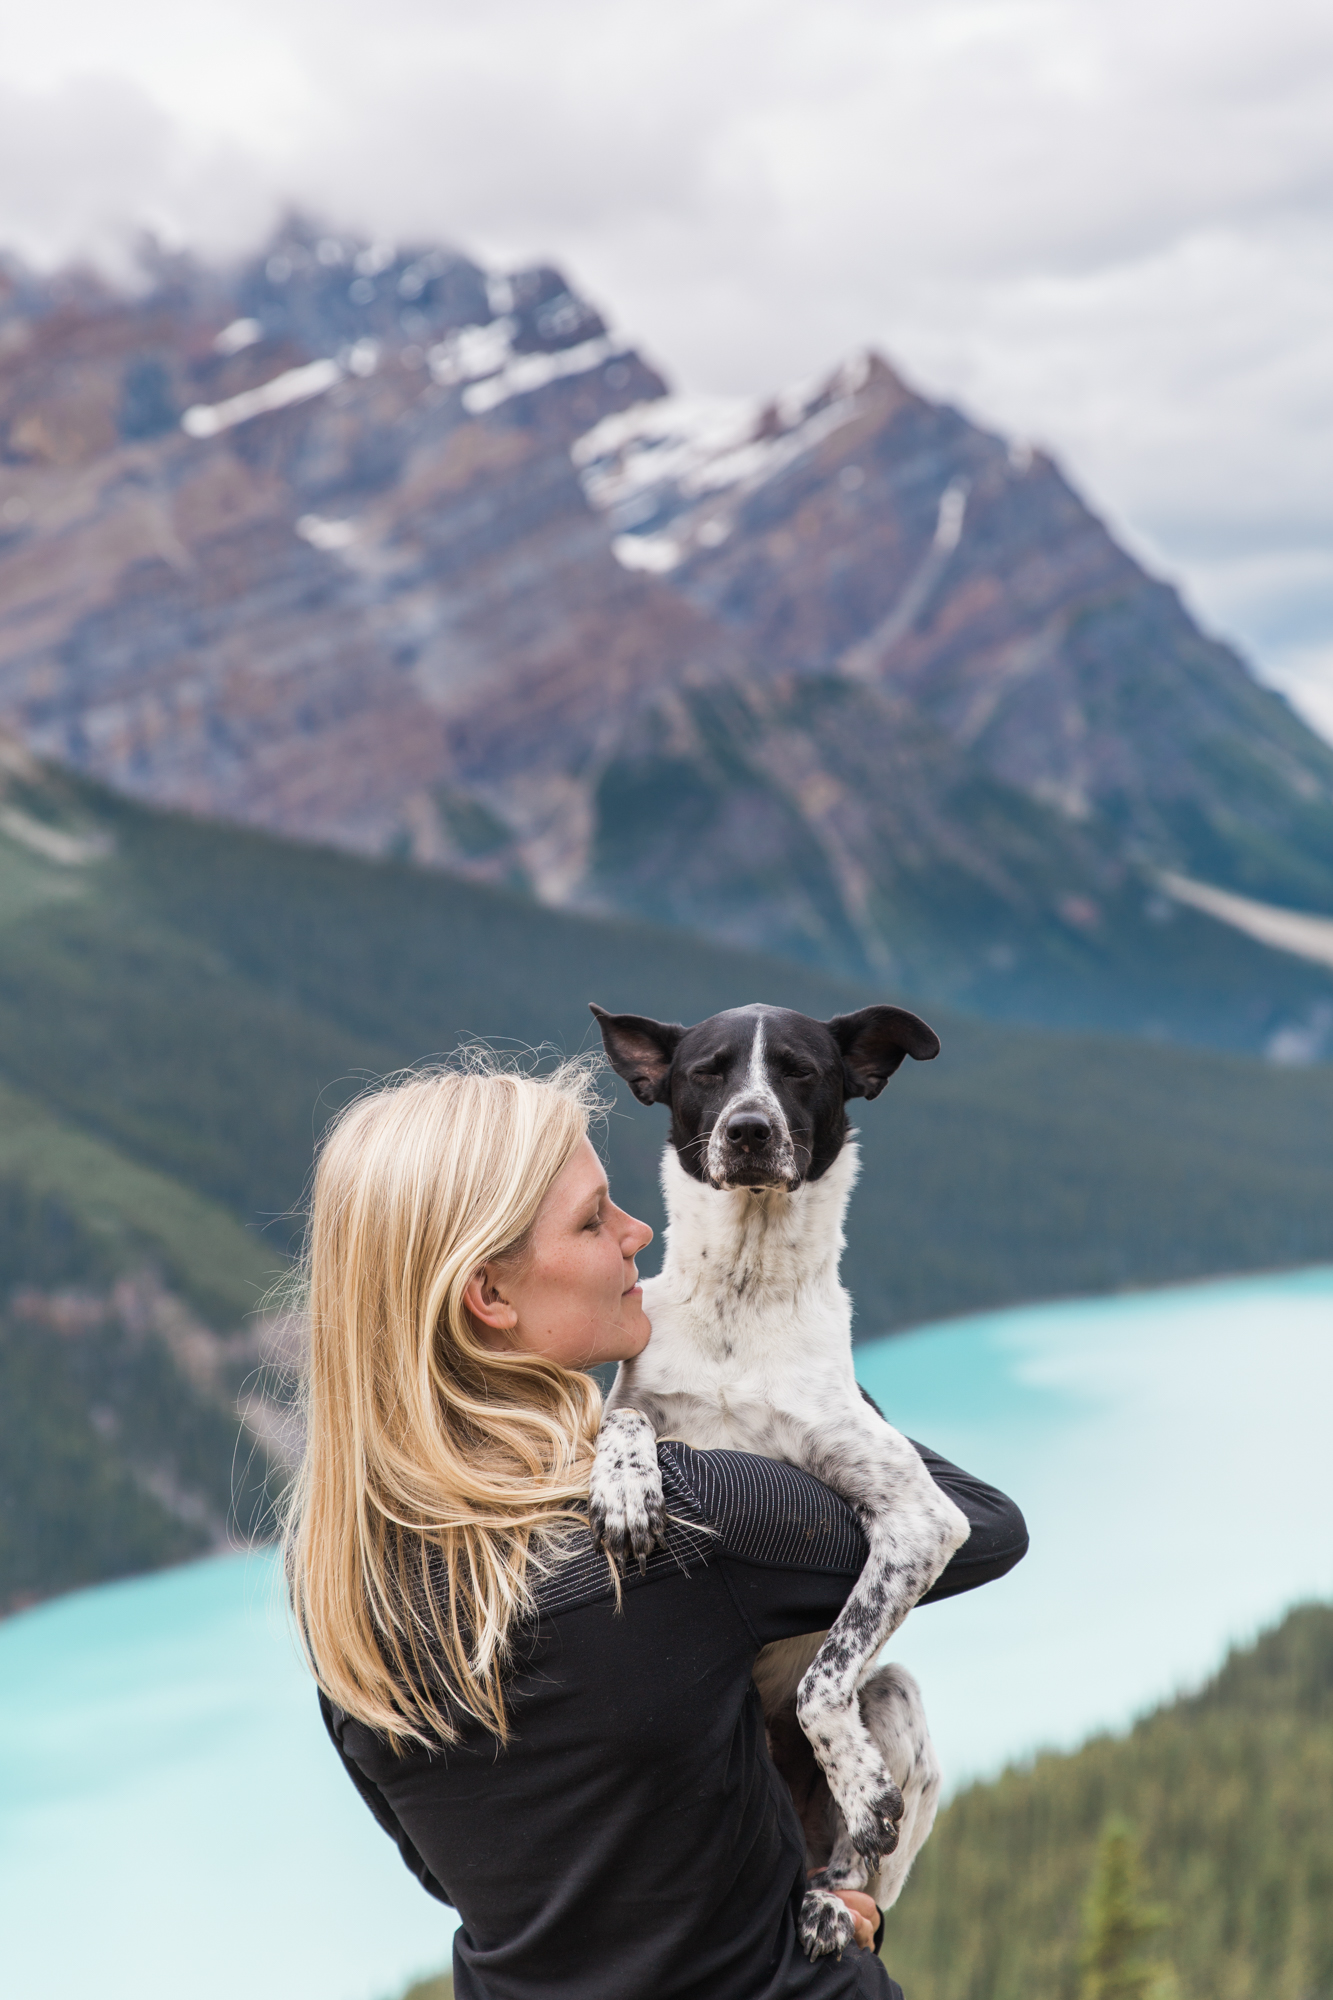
<box><xmin>1</xmin><ymin>218</ymin><xmax>1331</xmax><ymax>1053</ymax></box>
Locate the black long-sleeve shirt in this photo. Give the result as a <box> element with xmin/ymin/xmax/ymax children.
<box><xmin>322</xmin><ymin>1442</ymin><xmax>1027</xmax><ymax>2000</ymax></box>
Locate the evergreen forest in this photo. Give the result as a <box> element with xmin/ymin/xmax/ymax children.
<box><xmin>880</xmin><ymin>1602</ymin><xmax>1333</xmax><ymax>2000</ymax></box>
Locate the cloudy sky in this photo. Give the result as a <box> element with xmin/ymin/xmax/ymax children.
<box><xmin>3</xmin><ymin>0</ymin><xmax>1331</xmax><ymax>738</ymax></box>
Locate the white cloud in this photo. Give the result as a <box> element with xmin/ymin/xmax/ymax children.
<box><xmin>0</xmin><ymin>73</ymin><xmax>275</xmax><ymax>272</ymax></box>
<box><xmin>1</xmin><ymin>0</ymin><xmax>1332</xmax><ymax>731</ymax></box>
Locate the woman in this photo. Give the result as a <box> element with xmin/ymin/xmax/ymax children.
<box><xmin>285</xmin><ymin>1056</ymin><xmax>1027</xmax><ymax>2000</ymax></box>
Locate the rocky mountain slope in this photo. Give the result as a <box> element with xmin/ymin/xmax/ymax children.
<box><xmin>2</xmin><ymin>221</ymin><xmax>1332</xmax><ymax>1050</ymax></box>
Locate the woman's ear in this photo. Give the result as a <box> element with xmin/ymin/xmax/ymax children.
<box><xmin>462</xmin><ymin>1267</ymin><xmax>519</xmax><ymax>1342</ymax></box>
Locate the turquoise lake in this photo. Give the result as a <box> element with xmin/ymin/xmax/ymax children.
<box><xmin>2</xmin><ymin>1266</ymin><xmax>1331</xmax><ymax>2000</ymax></box>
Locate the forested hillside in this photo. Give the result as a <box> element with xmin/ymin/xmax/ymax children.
<box><xmin>6</xmin><ymin>750</ymin><xmax>1333</xmax><ymax>1318</ymax></box>
<box><xmin>3</xmin><ymin>744</ymin><xmax>1333</xmax><ymax>1609</ymax></box>
<box><xmin>0</xmin><ymin>1180</ymin><xmax>273</xmax><ymax>1608</ymax></box>
<box><xmin>882</xmin><ymin>1602</ymin><xmax>1333</xmax><ymax>2000</ymax></box>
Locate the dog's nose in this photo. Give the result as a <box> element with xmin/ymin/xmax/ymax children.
<box><xmin>726</xmin><ymin>1111</ymin><xmax>773</xmax><ymax>1150</ymax></box>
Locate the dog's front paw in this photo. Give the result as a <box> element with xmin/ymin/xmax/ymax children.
<box><xmin>799</xmin><ymin>1887</ymin><xmax>858</xmax><ymax>1961</ymax></box>
<box><xmin>589</xmin><ymin>1408</ymin><xmax>665</xmax><ymax>1573</ymax></box>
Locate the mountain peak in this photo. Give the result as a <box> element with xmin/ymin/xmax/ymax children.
<box><xmin>0</xmin><ymin>223</ymin><xmax>1331</xmax><ymax>1055</ymax></box>
<box><xmin>573</xmin><ymin>345</ymin><xmax>922</xmax><ymax>574</ymax></box>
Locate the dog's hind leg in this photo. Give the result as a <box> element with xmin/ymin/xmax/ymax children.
<box><xmin>772</xmin><ymin>1653</ymin><xmax>942</xmax><ymax>1956</ymax></box>
<box><xmin>822</xmin><ymin>1663</ymin><xmax>942</xmax><ymax>1910</ymax></box>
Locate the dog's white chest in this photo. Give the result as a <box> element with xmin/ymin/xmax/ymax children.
<box><xmin>614</xmin><ymin>1149</ymin><xmax>864</xmax><ymax>1456</ymax></box>
<box><xmin>631</xmin><ymin>1286</ymin><xmax>792</xmax><ymax>1447</ymax></box>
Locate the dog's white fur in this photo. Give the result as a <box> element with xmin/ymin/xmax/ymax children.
<box><xmin>592</xmin><ymin>1120</ymin><xmax>969</xmax><ymax>1957</ymax></box>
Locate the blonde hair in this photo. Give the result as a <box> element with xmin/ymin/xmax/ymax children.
<box><xmin>282</xmin><ymin>1053</ymin><xmax>608</xmax><ymax>1748</ymax></box>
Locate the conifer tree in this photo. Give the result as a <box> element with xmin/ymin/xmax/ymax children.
<box><xmin>1078</xmin><ymin>1817</ymin><xmax>1178</xmax><ymax>2000</ymax></box>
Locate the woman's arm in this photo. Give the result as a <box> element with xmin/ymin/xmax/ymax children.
<box><xmin>910</xmin><ymin>1441</ymin><xmax>1030</xmax><ymax>1602</ymax></box>
<box><xmin>661</xmin><ymin>1440</ymin><xmax>1027</xmax><ymax>1647</ymax></box>
<box><xmin>318</xmin><ymin>1693</ymin><xmax>455</xmax><ymax>1908</ymax></box>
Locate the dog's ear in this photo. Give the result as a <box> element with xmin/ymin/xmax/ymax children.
<box><xmin>589</xmin><ymin>1004</ymin><xmax>685</xmax><ymax>1106</ymax></box>
<box><xmin>826</xmin><ymin>1005</ymin><xmax>940</xmax><ymax>1101</ymax></box>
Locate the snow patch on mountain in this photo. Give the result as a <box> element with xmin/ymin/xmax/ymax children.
<box><xmin>610</xmin><ymin>533</ymin><xmax>683</xmax><ymax>574</ymax></box>
<box><xmin>428</xmin><ymin>319</ymin><xmax>516</xmax><ymax>387</ymax></box>
<box><xmin>462</xmin><ymin>334</ymin><xmax>626</xmax><ymax>413</ymax></box>
<box><xmin>1159</xmin><ymin>872</ymin><xmax>1333</xmax><ymax>973</ymax></box>
<box><xmin>181</xmin><ymin>358</ymin><xmax>342</xmax><ymax>438</ymax></box>
<box><xmin>573</xmin><ymin>354</ymin><xmax>873</xmax><ymax>569</ymax></box>
<box><xmin>213</xmin><ymin>318</ymin><xmax>262</xmax><ymax>357</ymax></box>
<box><xmin>418</xmin><ymin>313</ymin><xmax>631</xmax><ymax>412</ymax></box>
<box><xmin>296</xmin><ymin>515</ymin><xmax>357</xmax><ymax>552</ymax></box>
<box><xmin>841</xmin><ymin>478</ymin><xmax>971</xmax><ymax>679</ymax></box>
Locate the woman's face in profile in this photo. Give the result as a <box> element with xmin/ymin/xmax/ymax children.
<box><xmin>468</xmin><ymin>1139</ymin><xmax>654</xmax><ymax>1371</ymax></box>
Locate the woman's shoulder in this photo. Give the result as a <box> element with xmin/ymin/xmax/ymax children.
<box><xmin>530</xmin><ymin>1460</ymin><xmax>711</xmax><ymax>1618</ymax></box>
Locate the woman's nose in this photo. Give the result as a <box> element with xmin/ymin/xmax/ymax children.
<box><xmin>627</xmin><ymin>1214</ymin><xmax>653</xmax><ymax>1254</ymax></box>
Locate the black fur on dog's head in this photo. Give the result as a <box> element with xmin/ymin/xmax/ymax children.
<box><xmin>589</xmin><ymin>1000</ymin><xmax>939</xmax><ymax>1191</ymax></box>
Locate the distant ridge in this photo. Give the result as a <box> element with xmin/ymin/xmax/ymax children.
<box><xmin>1</xmin><ymin>219</ymin><xmax>1331</xmax><ymax>1053</ymax></box>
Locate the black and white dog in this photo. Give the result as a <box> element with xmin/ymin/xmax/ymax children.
<box><xmin>587</xmin><ymin>1000</ymin><xmax>970</xmax><ymax>1959</ymax></box>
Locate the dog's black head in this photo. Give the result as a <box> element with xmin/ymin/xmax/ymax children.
<box><xmin>589</xmin><ymin>1000</ymin><xmax>939</xmax><ymax>1191</ymax></box>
